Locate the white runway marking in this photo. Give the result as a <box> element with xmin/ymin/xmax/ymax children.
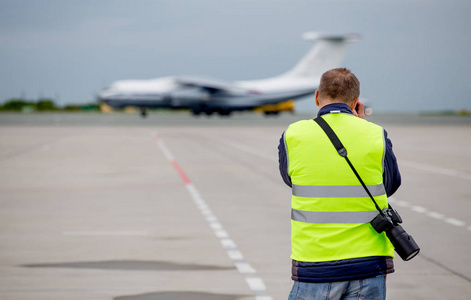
<box><xmin>389</xmin><ymin>198</ymin><xmax>468</xmax><ymax>232</ymax></box>
<box><xmin>394</xmin><ymin>200</ymin><xmax>411</xmax><ymax>208</ymax></box>
<box><xmin>427</xmin><ymin>211</ymin><xmax>445</xmax><ymax>220</ymax></box>
<box><xmin>411</xmin><ymin>205</ymin><xmax>427</xmax><ymax>213</ymax></box>
<box><xmin>444</xmin><ymin>218</ymin><xmax>466</xmax><ymax>227</ymax></box>
<box><xmin>246</xmin><ymin>277</ymin><xmax>267</xmax><ymax>292</ymax></box>
<box><xmin>154</xmin><ymin>133</ymin><xmax>273</xmax><ymax>300</ymax></box>
<box><xmin>154</xmin><ymin>134</ymin><xmax>175</xmax><ymax>161</ymax></box>
<box><xmin>236</xmin><ymin>262</ymin><xmax>256</xmax><ymax>274</ymax></box>
<box><xmin>228</xmin><ymin>249</ymin><xmax>244</xmax><ymax>260</ymax></box>
<box><xmin>401</xmin><ymin>160</ymin><xmax>471</xmax><ymax>181</ymax></box>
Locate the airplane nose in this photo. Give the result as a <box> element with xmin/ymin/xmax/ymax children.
<box><xmin>98</xmin><ymin>89</ymin><xmax>111</xmax><ymax>100</ymax></box>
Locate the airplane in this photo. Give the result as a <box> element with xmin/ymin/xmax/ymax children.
<box><xmin>98</xmin><ymin>32</ymin><xmax>358</xmax><ymax>117</ymax></box>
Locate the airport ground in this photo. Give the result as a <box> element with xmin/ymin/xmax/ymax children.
<box><xmin>0</xmin><ymin>112</ymin><xmax>470</xmax><ymax>300</ymax></box>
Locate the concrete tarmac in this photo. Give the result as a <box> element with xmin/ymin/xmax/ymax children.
<box><xmin>0</xmin><ymin>112</ymin><xmax>470</xmax><ymax>299</ymax></box>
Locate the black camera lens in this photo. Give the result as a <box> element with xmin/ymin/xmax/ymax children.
<box><xmin>386</xmin><ymin>225</ymin><xmax>420</xmax><ymax>261</ymax></box>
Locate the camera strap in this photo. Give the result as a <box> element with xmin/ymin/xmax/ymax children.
<box><xmin>313</xmin><ymin>116</ymin><xmax>385</xmax><ymax>215</ymax></box>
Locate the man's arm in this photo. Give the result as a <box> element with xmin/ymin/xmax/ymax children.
<box><xmin>278</xmin><ymin>132</ymin><xmax>292</xmax><ymax>187</ymax></box>
<box><xmin>383</xmin><ymin>129</ymin><xmax>401</xmax><ymax>196</ymax></box>
<box><xmin>355</xmin><ymin>102</ymin><xmax>400</xmax><ymax>196</ymax></box>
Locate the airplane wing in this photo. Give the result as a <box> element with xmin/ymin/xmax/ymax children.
<box><xmin>301</xmin><ymin>32</ymin><xmax>360</xmax><ymax>42</ymax></box>
<box><xmin>174</xmin><ymin>76</ymin><xmax>248</xmax><ymax>93</ymax></box>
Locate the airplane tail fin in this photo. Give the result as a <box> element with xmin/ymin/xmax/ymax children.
<box><xmin>281</xmin><ymin>32</ymin><xmax>359</xmax><ymax>80</ymax></box>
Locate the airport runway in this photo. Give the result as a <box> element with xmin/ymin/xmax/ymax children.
<box><xmin>0</xmin><ymin>112</ymin><xmax>470</xmax><ymax>299</ymax></box>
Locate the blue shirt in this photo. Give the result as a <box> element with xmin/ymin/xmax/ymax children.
<box><xmin>278</xmin><ymin>103</ymin><xmax>400</xmax><ymax>282</ymax></box>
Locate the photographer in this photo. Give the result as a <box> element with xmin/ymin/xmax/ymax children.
<box><xmin>278</xmin><ymin>68</ymin><xmax>401</xmax><ymax>300</ymax></box>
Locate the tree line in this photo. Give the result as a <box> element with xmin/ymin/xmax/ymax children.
<box><xmin>0</xmin><ymin>98</ymin><xmax>99</xmax><ymax>112</ymax></box>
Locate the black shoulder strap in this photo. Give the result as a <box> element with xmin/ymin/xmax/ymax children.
<box><xmin>314</xmin><ymin>116</ymin><xmax>384</xmax><ymax>214</ymax></box>
<box><xmin>314</xmin><ymin>116</ymin><xmax>348</xmax><ymax>157</ymax></box>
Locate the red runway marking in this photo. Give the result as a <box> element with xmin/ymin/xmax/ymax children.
<box><xmin>171</xmin><ymin>160</ymin><xmax>192</xmax><ymax>185</ymax></box>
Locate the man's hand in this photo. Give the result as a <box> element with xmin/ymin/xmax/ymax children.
<box><xmin>353</xmin><ymin>101</ymin><xmax>365</xmax><ymax>119</ymax></box>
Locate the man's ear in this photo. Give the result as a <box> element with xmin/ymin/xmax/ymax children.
<box><xmin>315</xmin><ymin>90</ymin><xmax>320</xmax><ymax>107</ymax></box>
<box><xmin>350</xmin><ymin>98</ymin><xmax>359</xmax><ymax>110</ymax></box>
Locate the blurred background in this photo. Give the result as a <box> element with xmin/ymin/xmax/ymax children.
<box><xmin>1</xmin><ymin>1</ymin><xmax>471</xmax><ymax>300</ymax></box>
<box><xmin>1</xmin><ymin>0</ymin><xmax>470</xmax><ymax>114</ymax></box>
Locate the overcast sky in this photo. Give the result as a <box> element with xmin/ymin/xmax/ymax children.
<box><xmin>1</xmin><ymin>0</ymin><xmax>470</xmax><ymax>113</ymax></box>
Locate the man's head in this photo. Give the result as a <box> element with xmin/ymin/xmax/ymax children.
<box><xmin>315</xmin><ymin>68</ymin><xmax>360</xmax><ymax>110</ymax></box>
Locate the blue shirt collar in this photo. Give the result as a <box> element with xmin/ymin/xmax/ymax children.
<box><xmin>317</xmin><ymin>103</ymin><xmax>353</xmax><ymax>117</ymax></box>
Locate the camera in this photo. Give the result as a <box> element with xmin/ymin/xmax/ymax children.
<box><xmin>371</xmin><ymin>208</ymin><xmax>420</xmax><ymax>261</ymax></box>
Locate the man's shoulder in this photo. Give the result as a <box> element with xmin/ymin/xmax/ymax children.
<box><xmin>363</xmin><ymin>119</ymin><xmax>384</xmax><ymax>133</ymax></box>
<box><xmin>287</xmin><ymin>119</ymin><xmax>315</xmax><ymax>129</ymax></box>
<box><xmin>346</xmin><ymin>115</ymin><xmax>384</xmax><ymax>131</ymax></box>
<box><xmin>285</xmin><ymin>119</ymin><xmax>317</xmax><ymax>137</ymax></box>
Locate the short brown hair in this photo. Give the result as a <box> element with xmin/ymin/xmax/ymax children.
<box><xmin>317</xmin><ymin>68</ymin><xmax>360</xmax><ymax>103</ymax></box>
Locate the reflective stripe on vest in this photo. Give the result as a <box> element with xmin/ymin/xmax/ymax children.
<box><xmin>292</xmin><ymin>183</ymin><xmax>385</xmax><ymax>198</ymax></box>
<box><xmin>292</xmin><ymin>208</ymin><xmax>378</xmax><ymax>223</ymax></box>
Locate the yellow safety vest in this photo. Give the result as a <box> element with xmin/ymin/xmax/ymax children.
<box><xmin>285</xmin><ymin>112</ymin><xmax>394</xmax><ymax>262</ymax></box>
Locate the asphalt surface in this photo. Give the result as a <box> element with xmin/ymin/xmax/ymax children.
<box><xmin>0</xmin><ymin>112</ymin><xmax>470</xmax><ymax>299</ymax></box>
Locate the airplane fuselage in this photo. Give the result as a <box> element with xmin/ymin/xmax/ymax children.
<box><xmin>99</xmin><ymin>77</ymin><xmax>316</xmax><ymax>114</ymax></box>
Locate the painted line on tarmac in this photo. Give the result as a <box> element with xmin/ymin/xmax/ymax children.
<box><xmin>389</xmin><ymin>197</ymin><xmax>468</xmax><ymax>231</ymax></box>
<box><xmin>401</xmin><ymin>160</ymin><xmax>471</xmax><ymax>181</ymax></box>
<box><xmin>154</xmin><ymin>134</ymin><xmax>273</xmax><ymax>300</ymax></box>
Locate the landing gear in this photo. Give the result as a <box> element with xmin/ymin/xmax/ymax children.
<box><xmin>217</xmin><ymin>109</ymin><xmax>232</xmax><ymax>117</ymax></box>
<box><xmin>140</xmin><ymin>108</ymin><xmax>148</xmax><ymax>118</ymax></box>
<box><xmin>263</xmin><ymin>111</ymin><xmax>280</xmax><ymax>117</ymax></box>
<box><xmin>191</xmin><ymin>107</ymin><xmax>232</xmax><ymax>117</ymax></box>
<box><xmin>191</xmin><ymin>109</ymin><xmax>202</xmax><ymax>116</ymax></box>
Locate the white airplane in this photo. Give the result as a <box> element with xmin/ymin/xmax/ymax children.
<box><xmin>98</xmin><ymin>32</ymin><xmax>358</xmax><ymax>117</ymax></box>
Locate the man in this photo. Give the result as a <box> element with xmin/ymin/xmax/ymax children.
<box><xmin>278</xmin><ymin>68</ymin><xmax>401</xmax><ymax>300</ymax></box>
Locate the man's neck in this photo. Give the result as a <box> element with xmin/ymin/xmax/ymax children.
<box><xmin>317</xmin><ymin>103</ymin><xmax>353</xmax><ymax>117</ymax></box>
